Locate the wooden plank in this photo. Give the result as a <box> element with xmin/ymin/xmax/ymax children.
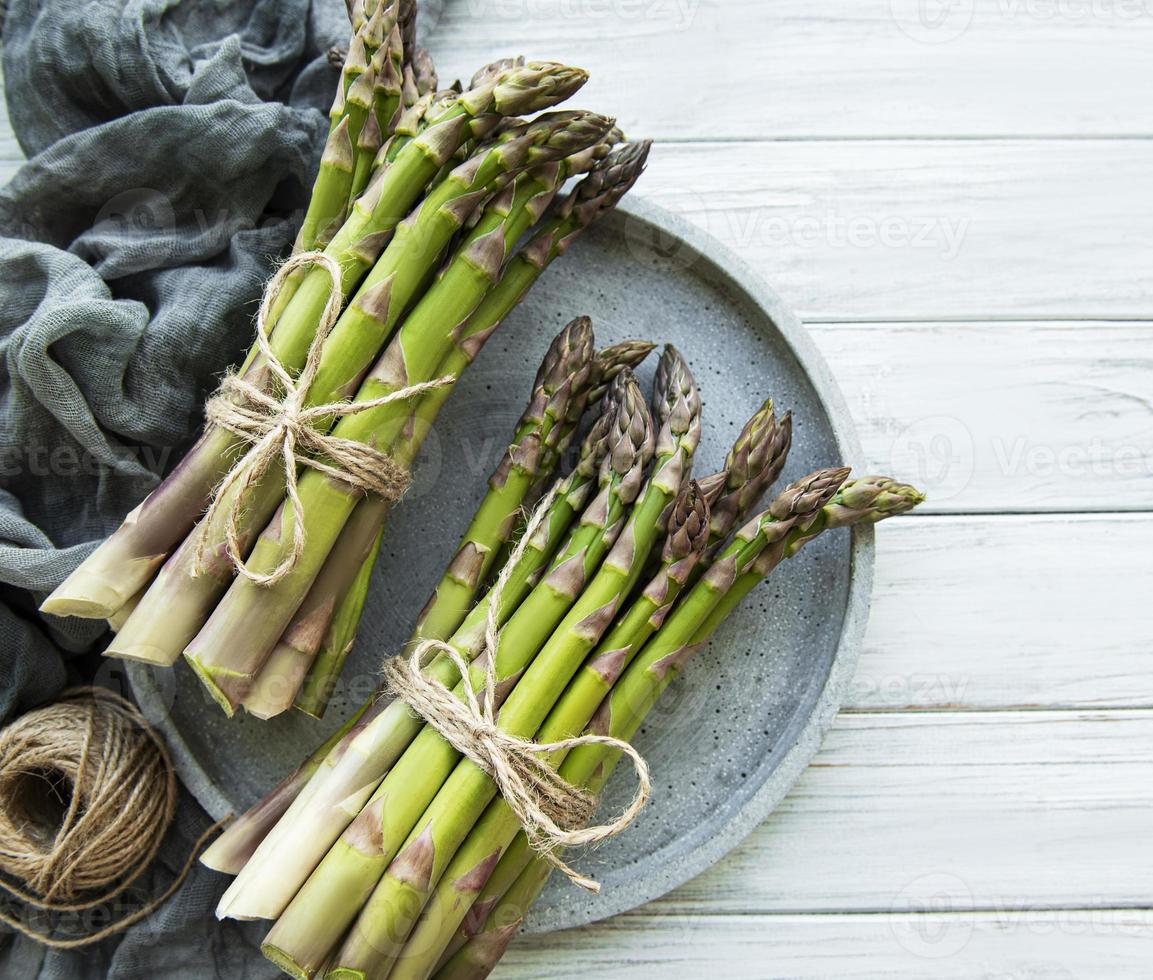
<box><xmin>502</xmin><ymin>910</ymin><xmax>1153</xmax><ymax>978</ymax></box>
<box><xmin>429</xmin><ymin>0</ymin><xmax>1153</xmax><ymax>139</ymax></box>
<box><xmin>810</xmin><ymin>322</ymin><xmax>1153</xmax><ymax>513</ymax></box>
<box><xmin>636</xmin><ymin>139</ymin><xmax>1153</xmax><ymax>321</ymax></box>
<box><xmin>639</xmin><ymin>710</ymin><xmax>1153</xmax><ymax>915</ymax></box>
<box><xmin>848</xmin><ymin>514</ymin><xmax>1153</xmax><ymax>710</ymax></box>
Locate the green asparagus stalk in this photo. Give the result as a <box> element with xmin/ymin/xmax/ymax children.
<box><xmin>410</xmin><ymin>318</ymin><xmax>596</xmax><ymax>650</ymax></box>
<box><xmin>349</xmin><ymin>104</ymin><xmax>383</xmax><ymax>207</ymax></box>
<box><xmin>433</xmin><ymin>915</ymin><xmax>520</xmax><ymax>980</ymax></box>
<box><xmin>590</xmin><ymin>340</ymin><xmax>657</xmax><ymax>402</ymax></box>
<box><xmin>294</xmin><ymin>518</ymin><xmax>392</xmax><ymax>718</ymax></box>
<box><xmin>42</xmin><ymin>61</ymin><xmax>589</xmax><ymax>622</ymax></box>
<box><xmin>199</xmin><ymin>699</ymin><xmax>374</xmax><ymax>876</ymax></box>
<box><xmin>429</xmin><ymin>834</ymin><xmax>532</xmax><ymax>977</ymax></box>
<box><xmin>295</xmin><ymin>118</ymin><xmax>357</xmax><ymax>254</ymax></box>
<box><xmin>344</xmin><ymin>483</ymin><xmax>711</xmax><ymax>980</ymax></box>
<box><xmin>296</xmin><ymin>6</ymin><xmax>417</xmax><ymax>250</ymax></box>
<box><xmin>273</xmin><ymin>0</ymin><xmax>401</xmax><ymax>314</ymax></box>
<box><xmin>704</xmin><ymin>399</ymin><xmax>794</xmax><ymax>558</ymax></box>
<box><xmin>240</xmin><ymin>500</ymin><xmax>388</xmax><ymax>720</ymax></box>
<box><xmin>526</xmin><ymin>337</ymin><xmax>655</xmax><ymax>499</ymax></box>
<box><xmin>252</xmin><ymin>379</ymin><xmax>653</xmax><ymax>974</ymax></box>
<box><xmin>213</xmin><ymin>381</ymin><xmax>649</xmax><ymax>926</ymax></box>
<box><xmin>373</xmin><ymin>81</ymin><xmax>445</xmax><ymax>176</ymax></box>
<box><xmin>369</xmin><ymin>22</ymin><xmax>405</xmax><ymax>148</ymax></box>
<box><xmin>292</xmin><ymin>522</ymin><xmax>383</xmax><ymax>719</ymax></box>
<box><xmin>112</xmin><ymin>112</ymin><xmax>611</xmax><ymax>680</ymax></box>
<box><xmin>495</xmin><ymin>337</ymin><xmax>653</xmax><ymax>576</ymax></box>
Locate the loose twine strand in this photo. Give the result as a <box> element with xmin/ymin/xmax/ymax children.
<box><xmin>383</xmin><ymin>488</ymin><xmax>652</xmax><ymax>893</ymax></box>
<box><xmin>0</xmin><ymin>688</ymin><xmax>225</xmax><ymax>948</ymax></box>
<box><xmin>198</xmin><ymin>251</ymin><xmax>452</xmax><ymax>587</ymax></box>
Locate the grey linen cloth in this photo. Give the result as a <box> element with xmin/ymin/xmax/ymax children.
<box><xmin>0</xmin><ymin>0</ymin><xmax>370</xmax><ymax>974</ymax></box>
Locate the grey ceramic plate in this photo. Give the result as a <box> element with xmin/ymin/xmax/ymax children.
<box><xmin>128</xmin><ymin>197</ymin><xmax>870</xmax><ymax>933</ymax></box>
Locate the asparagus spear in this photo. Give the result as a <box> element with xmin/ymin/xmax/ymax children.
<box><xmin>692</xmin><ymin>476</ymin><xmax>926</xmax><ymax>643</ymax></box>
<box><xmin>434</xmin><ymin>916</ymin><xmax>520</xmax><ymax>980</ymax></box>
<box><xmin>214</xmin><ymin>381</ymin><xmax>650</xmax><ymax>926</ymax></box>
<box><xmin>437</xmin><ymin>476</ymin><xmax>927</xmax><ymax>980</ymax></box>
<box><xmin>240</xmin><ymin>501</ymin><xmax>388</xmax><ymax>720</ymax></box>
<box><xmin>295</xmin><ymin>3</ymin><xmax>416</xmax><ymax>253</ymax></box>
<box><xmin>487</xmin><ymin>337</ymin><xmax>653</xmax><ymax>579</ymax></box>
<box><xmin>525</xmin><ymin>338</ymin><xmax>655</xmax><ymax>499</ymax></box>
<box><xmin>112</xmin><ymin>112</ymin><xmax>612</xmax><ymax>677</ymax></box>
<box><xmin>41</xmin><ymin>61</ymin><xmax>589</xmax><ymax>621</ymax></box>
<box><xmin>252</xmin><ymin>380</ymin><xmax>653</xmax><ymax>973</ymax></box>
<box><xmin>410</xmin><ymin>318</ymin><xmax>596</xmax><ymax>650</ymax></box>
<box><xmin>295</xmin><ymin>118</ymin><xmax>356</xmax><ymax>254</ymax></box>
<box><xmin>198</xmin><ymin>699</ymin><xmax>375</xmax><ymax>876</ymax></box>
<box><xmin>292</xmin><ymin>520</ymin><xmax>383</xmax><ymax>719</ymax></box>
<box><xmin>705</xmin><ymin>398</ymin><xmax>794</xmax><ymax>558</ymax></box>
<box><xmin>366</xmin><ymin>23</ymin><xmax>405</xmax><ymax>164</ymax></box>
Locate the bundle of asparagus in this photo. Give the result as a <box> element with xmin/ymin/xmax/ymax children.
<box><xmin>199</xmin><ymin>322</ymin><xmax>924</xmax><ymax>980</ymax></box>
<box><xmin>41</xmin><ymin>0</ymin><xmax>651</xmax><ymax>718</ymax></box>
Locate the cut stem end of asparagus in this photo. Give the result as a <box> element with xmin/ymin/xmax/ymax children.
<box><xmin>259</xmin><ymin>945</ymin><xmax>311</xmax><ymax>980</ymax></box>
<box><xmin>183</xmin><ymin>655</ymin><xmax>243</xmax><ymax>717</ymax></box>
<box><xmin>105</xmin><ymin>640</ymin><xmax>184</xmax><ymax>667</ymax></box>
<box><xmin>40</xmin><ymin>589</ymin><xmax>125</xmax><ymax>619</ymax></box>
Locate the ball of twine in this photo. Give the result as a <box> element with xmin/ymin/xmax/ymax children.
<box><xmin>0</xmin><ymin>687</ymin><xmax>216</xmax><ymax>948</ymax></box>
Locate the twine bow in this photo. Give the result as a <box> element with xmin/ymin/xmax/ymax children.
<box><xmin>382</xmin><ymin>488</ymin><xmax>651</xmax><ymax>893</ymax></box>
<box><xmin>198</xmin><ymin>251</ymin><xmax>452</xmax><ymax>587</ymax></box>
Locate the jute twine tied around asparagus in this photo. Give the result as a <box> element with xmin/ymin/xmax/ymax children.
<box><xmin>198</xmin><ymin>251</ymin><xmax>452</xmax><ymax>587</ymax></box>
<box><xmin>0</xmin><ymin>688</ymin><xmax>223</xmax><ymax>948</ymax></box>
<box><xmin>382</xmin><ymin>488</ymin><xmax>652</xmax><ymax>893</ymax></box>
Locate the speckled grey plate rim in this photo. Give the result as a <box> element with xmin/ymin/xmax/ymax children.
<box><xmin>127</xmin><ymin>194</ymin><xmax>872</xmax><ymax>932</ymax></box>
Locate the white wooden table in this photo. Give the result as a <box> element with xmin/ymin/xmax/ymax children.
<box><xmin>5</xmin><ymin>1</ymin><xmax>1152</xmax><ymax>975</ymax></box>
